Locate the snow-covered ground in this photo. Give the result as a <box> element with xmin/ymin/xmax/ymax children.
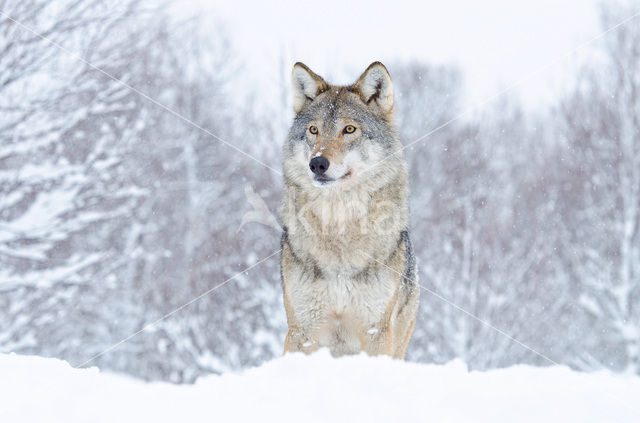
<box><xmin>2</xmin><ymin>351</ymin><xmax>640</xmax><ymax>422</ymax></box>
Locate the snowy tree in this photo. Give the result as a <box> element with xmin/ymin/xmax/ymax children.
<box><xmin>0</xmin><ymin>0</ymin><xmax>153</xmax><ymax>355</ymax></box>
<box><xmin>394</xmin><ymin>62</ymin><xmax>574</xmax><ymax>370</ymax></box>
<box><xmin>554</xmin><ymin>2</ymin><xmax>640</xmax><ymax>373</ymax></box>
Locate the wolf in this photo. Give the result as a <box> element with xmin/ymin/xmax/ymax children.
<box><xmin>281</xmin><ymin>61</ymin><xmax>419</xmax><ymax>359</ymax></box>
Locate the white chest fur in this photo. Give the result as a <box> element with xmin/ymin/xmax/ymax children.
<box><xmin>285</xmin><ymin>187</ymin><xmax>405</xmax><ymax>277</ymax></box>
<box><xmin>286</xmin><ymin>262</ymin><xmax>397</xmax><ymax>352</ymax></box>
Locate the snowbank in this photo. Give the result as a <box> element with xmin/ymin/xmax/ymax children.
<box><xmin>2</xmin><ymin>351</ymin><xmax>639</xmax><ymax>422</ymax></box>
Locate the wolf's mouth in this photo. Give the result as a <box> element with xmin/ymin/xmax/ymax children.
<box><xmin>313</xmin><ymin>170</ymin><xmax>352</xmax><ymax>186</ymax></box>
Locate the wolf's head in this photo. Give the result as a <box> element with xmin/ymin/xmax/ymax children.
<box><xmin>283</xmin><ymin>62</ymin><xmax>405</xmax><ymax>192</ymax></box>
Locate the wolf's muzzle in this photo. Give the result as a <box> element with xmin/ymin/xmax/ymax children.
<box><xmin>309</xmin><ymin>156</ymin><xmax>329</xmax><ymax>176</ymax></box>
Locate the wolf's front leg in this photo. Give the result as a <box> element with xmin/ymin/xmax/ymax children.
<box><xmin>361</xmin><ymin>321</ymin><xmax>394</xmax><ymax>356</ymax></box>
<box><xmin>281</xmin><ymin>237</ymin><xmax>322</xmax><ymax>355</ymax></box>
<box><xmin>283</xmin><ymin>327</ymin><xmax>320</xmax><ymax>354</ymax></box>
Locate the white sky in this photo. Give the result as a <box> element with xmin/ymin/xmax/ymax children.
<box><xmin>189</xmin><ymin>0</ymin><xmax>607</xmax><ymax>111</ymax></box>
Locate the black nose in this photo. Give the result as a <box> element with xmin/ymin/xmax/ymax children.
<box><xmin>309</xmin><ymin>156</ymin><xmax>329</xmax><ymax>176</ymax></box>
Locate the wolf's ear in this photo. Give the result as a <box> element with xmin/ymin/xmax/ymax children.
<box><xmin>353</xmin><ymin>62</ymin><xmax>394</xmax><ymax>115</ymax></box>
<box><xmin>292</xmin><ymin>62</ymin><xmax>328</xmax><ymax>115</ymax></box>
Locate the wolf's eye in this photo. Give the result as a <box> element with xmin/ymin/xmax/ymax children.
<box><xmin>344</xmin><ymin>125</ymin><xmax>356</xmax><ymax>134</ymax></box>
<box><xmin>309</xmin><ymin>126</ymin><xmax>318</xmax><ymax>135</ymax></box>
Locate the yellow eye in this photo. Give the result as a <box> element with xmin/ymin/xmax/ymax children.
<box><xmin>309</xmin><ymin>126</ymin><xmax>318</xmax><ymax>135</ymax></box>
<box><xmin>344</xmin><ymin>125</ymin><xmax>356</xmax><ymax>134</ymax></box>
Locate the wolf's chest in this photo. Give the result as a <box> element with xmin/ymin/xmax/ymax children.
<box><xmin>289</xmin><ymin>266</ymin><xmax>397</xmax><ymax>329</ymax></box>
<box><xmin>306</xmin><ymin>193</ymin><xmax>372</xmax><ymax>237</ymax></box>
<box><xmin>326</xmin><ymin>276</ymin><xmax>394</xmax><ymax>319</ymax></box>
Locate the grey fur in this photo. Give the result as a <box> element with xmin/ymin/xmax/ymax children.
<box><xmin>281</xmin><ymin>62</ymin><xmax>419</xmax><ymax>358</ymax></box>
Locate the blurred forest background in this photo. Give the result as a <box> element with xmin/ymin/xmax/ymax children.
<box><xmin>1</xmin><ymin>0</ymin><xmax>639</xmax><ymax>382</ymax></box>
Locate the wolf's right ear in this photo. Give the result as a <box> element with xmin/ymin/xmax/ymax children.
<box><xmin>292</xmin><ymin>62</ymin><xmax>328</xmax><ymax>115</ymax></box>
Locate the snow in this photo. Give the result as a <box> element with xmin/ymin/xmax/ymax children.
<box><xmin>2</xmin><ymin>0</ymin><xmax>640</xmax><ymax>397</ymax></box>
<box><xmin>2</xmin><ymin>351</ymin><xmax>640</xmax><ymax>422</ymax></box>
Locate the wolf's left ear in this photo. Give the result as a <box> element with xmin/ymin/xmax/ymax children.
<box><xmin>292</xmin><ymin>62</ymin><xmax>328</xmax><ymax>115</ymax></box>
<box><xmin>354</xmin><ymin>62</ymin><xmax>394</xmax><ymax>115</ymax></box>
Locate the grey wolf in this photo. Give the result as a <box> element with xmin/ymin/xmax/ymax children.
<box><xmin>280</xmin><ymin>61</ymin><xmax>419</xmax><ymax>358</ymax></box>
